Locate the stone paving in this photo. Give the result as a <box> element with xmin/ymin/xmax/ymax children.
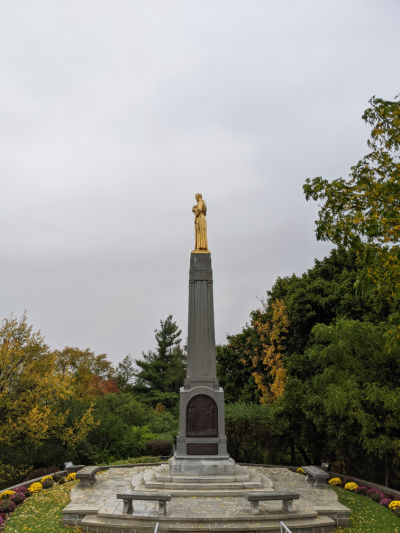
<box><xmin>63</xmin><ymin>464</ymin><xmax>349</xmax><ymax>532</ymax></box>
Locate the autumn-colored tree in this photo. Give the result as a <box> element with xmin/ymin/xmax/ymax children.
<box><xmin>54</xmin><ymin>346</ymin><xmax>118</xmax><ymax>398</ymax></box>
<box><xmin>304</xmin><ymin>95</ymin><xmax>400</xmax><ymax>311</ymax></box>
<box><xmin>244</xmin><ymin>299</ymin><xmax>289</xmax><ymax>403</ymax></box>
<box><xmin>0</xmin><ymin>315</ymin><xmax>97</xmax><ymax>485</ymax></box>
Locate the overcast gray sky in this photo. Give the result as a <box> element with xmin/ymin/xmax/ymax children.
<box><xmin>1</xmin><ymin>1</ymin><xmax>399</xmax><ymax>364</ymax></box>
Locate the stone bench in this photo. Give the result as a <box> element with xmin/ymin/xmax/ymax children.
<box><xmin>246</xmin><ymin>491</ymin><xmax>299</xmax><ymax>514</ymax></box>
<box><xmin>117</xmin><ymin>492</ymin><xmax>172</xmax><ymax>515</ymax></box>
<box><xmin>302</xmin><ymin>466</ymin><xmax>329</xmax><ymax>488</ymax></box>
<box><xmin>76</xmin><ymin>466</ymin><xmax>103</xmax><ymax>488</ymax></box>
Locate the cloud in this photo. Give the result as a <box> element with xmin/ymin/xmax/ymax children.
<box><xmin>0</xmin><ymin>0</ymin><xmax>399</xmax><ymax>361</ymax></box>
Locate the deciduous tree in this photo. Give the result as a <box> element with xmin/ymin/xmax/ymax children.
<box><xmin>54</xmin><ymin>346</ymin><xmax>118</xmax><ymax>398</ymax></box>
<box><xmin>0</xmin><ymin>315</ymin><xmax>97</xmax><ymax>485</ymax></box>
<box><xmin>304</xmin><ymin>95</ymin><xmax>400</xmax><ymax>310</ymax></box>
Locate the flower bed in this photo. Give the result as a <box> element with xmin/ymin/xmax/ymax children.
<box><xmin>0</xmin><ymin>472</ymin><xmax>76</xmax><ymax>529</ymax></box>
<box><xmin>320</xmin><ymin>473</ymin><xmax>400</xmax><ymax>518</ymax></box>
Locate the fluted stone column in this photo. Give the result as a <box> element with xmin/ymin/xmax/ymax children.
<box><xmin>170</xmin><ymin>252</ymin><xmax>235</xmax><ymax>476</ymax></box>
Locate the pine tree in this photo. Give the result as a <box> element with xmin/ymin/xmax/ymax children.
<box><xmin>133</xmin><ymin>315</ymin><xmax>186</xmax><ymax>409</ymax></box>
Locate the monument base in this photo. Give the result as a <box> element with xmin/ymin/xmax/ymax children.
<box><xmin>169</xmin><ymin>454</ymin><xmax>236</xmax><ymax>476</ymax></box>
<box><xmin>173</xmin><ymin>383</ymin><xmax>234</xmax><ymax>476</ymax></box>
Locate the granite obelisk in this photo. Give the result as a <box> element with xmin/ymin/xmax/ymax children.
<box><xmin>170</xmin><ymin>194</ymin><xmax>234</xmax><ymax>475</ymax></box>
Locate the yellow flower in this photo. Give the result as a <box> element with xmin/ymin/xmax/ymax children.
<box><xmin>66</xmin><ymin>472</ymin><xmax>76</xmax><ymax>481</ymax></box>
<box><xmin>389</xmin><ymin>500</ymin><xmax>400</xmax><ymax>511</ymax></box>
<box><xmin>328</xmin><ymin>477</ymin><xmax>342</xmax><ymax>486</ymax></box>
<box><xmin>296</xmin><ymin>467</ymin><xmax>305</xmax><ymax>475</ymax></box>
<box><xmin>28</xmin><ymin>482</ymin><xmax>43</xmax><ymax>493</ymax></box>
<box><xmin>0</xmin><ymin>490</ymin><xmax>16</xmax><ymax>499</ymax></box>
<box><xmin>344</xmin><ymin>482</ymin><xmax>358</xmax><ymax>491</ymax></box>
<box><xmin>41</xmin><ymin>475</ymin><xmax>53</xmax><ymax>483</ymax></box>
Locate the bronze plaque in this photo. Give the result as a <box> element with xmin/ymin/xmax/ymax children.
<box><xmin>187</xmin><ymin>443</ymin><xmax>218</xmax><ymax>455</ymax></box>
<box><xmin>186</xmin><ymin>394</ymin><xmax>218</xmax><ymax>438</ymax></box>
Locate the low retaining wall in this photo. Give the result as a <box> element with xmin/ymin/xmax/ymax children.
<box><xmin>1</xmin><ymin>465</ymin><xmax>85</xmax><ymax>493</ymax></box>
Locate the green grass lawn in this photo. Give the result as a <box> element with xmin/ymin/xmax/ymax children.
<box><xmin>4</xmin><ymin>481</ymin><xmax>81</xmax><ymax>533</ymax></box>
<box><xmin>334</xmin><ymin>487</ymin><xmax>400</xmax><ymax>532</ymax></box>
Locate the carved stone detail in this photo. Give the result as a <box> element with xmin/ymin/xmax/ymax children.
<box><xmin>186</xmin><ymin>394</ymin><xmax>218</xmax><ymax>438</ymax></box>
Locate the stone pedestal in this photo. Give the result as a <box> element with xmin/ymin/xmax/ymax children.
<box><xmin>170</xmin><ymin>252</ymin><xmax>235</xmax><ymax>476</ymax></box>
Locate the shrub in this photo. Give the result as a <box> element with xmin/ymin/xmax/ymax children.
<box><xmin>9</xmin><ymin>492</ymin><xmax>26</xmax><ymax>505</ymax></box>
<box><xmin>144</xmin><ymin>440</ymin><xmax>173</xmax><ymax>457</ymax></box>
<box><xmin>344</xmin><ymin>482</ymin><xmax>358</xmax><ymax>491</ymax></box>
<box><xmin>366</xmin><ymin>488</ymin><xmax>385</xmax><ymax>502</ymax></box>
<box><xmin>109</xmin><ymin>456</ymin><xmax>162</xmax><ymax>465</ymax></box>
<box><xmin>23</xmin><ymin>465</ymin><xmax>59</xmax><ymax>482</ymax></box>
<box><xmin>389</xmin><ymin>500</ymin><xmax>400</xmax><ymax>511</ymax></box>
<box><xmin>225</xmin><ymin>402</ymin><xmax>285</xmax><ymax>463</ymax></box>
<box><xmin>66</xmin><ymin>472</ymin><xmax>76</xmax><ymax>481</ymax></box>
<box><xmin>0</xmin><ymin>499</ymin><xmax>16</xmax><ymax>513</ymax></box>
<box><xmin>58</xmin><ymin>476</ymin><xmax>66</xmax><ymax>484</ymax></box>
<box><xmin>0</xmin><ymin>490</ymin><xmax>16</xmax><ymax>500</ymax></box>
<box><xmin>41</xmin><ymin>475</ymin><xmax>53</xmax><ymax>484</ymax></box>
<box><xmin>42</xmin><ymin>478</ymin><xmax>55</xmax><ymax>489</ymax></box>
<box><xmin>355</xmin><ymin>485</ymin><xmax>367</xmax><ymax>494</ymax></box>
<box><xmin>328</xmin><ymin>477</ymin><xmax>342</xmax><ymax>486</ymax></box>
<box><xmin>14</xmin><ymin>486</ymin><xmax>28</xmax><ymax>494</ymax></box>
<box><xmin>0</xmin><ymin>515</ymin><xmax>3</xmax><ymax>527</ymax></box>
<box><xmin>379</xmin><ymin>497</ymin><xmax>393</xmax><ymax>507</ymax></box>
<box><xmin>28</xmin><ymin>482</ymin><xmax>42</xmax><ymax>493</ymax></box>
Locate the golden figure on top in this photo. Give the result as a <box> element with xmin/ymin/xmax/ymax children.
<box><xmin>192</xmin><ymin>193</ymin><xmax>209</xmax><ymax>252</ymax></box>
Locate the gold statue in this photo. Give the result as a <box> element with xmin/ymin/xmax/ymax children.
<box><xmin>192</xmin><ymin>193</ymin><xmax>209</xmax><ymax>252</ymax></box>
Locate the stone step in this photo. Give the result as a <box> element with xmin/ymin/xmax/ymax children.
<box><xmin>145</xmin><ymin>481</ymin><xmax>262</xmax><ymax>490</ymax></box>
<box><xmin>166</xmin><ymin>516</ymin><xmax>336</xmax><ymax>532</ymax></box>
<box><xmin>155</xmin><ymin>474</ymin><xmax>251</xmax><ymax>483</ymax></box>
<box><xmin>141</xmin><ymin>488</ymin><xmax>272</xmax><ymax>497</ymax></box>
<box><xmin>80</xmin><ymin>513</ymin><xmax>336</xmax><ymax>532</ymax></box>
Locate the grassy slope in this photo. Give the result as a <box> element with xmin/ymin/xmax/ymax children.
<box><xmin>334</xmin><ymin>487</ymin><xmax>400</xmax><ymax>532</ymax></box>
<box><xmin>4</xmin><ymin>481</ymin><xmax>81</xmax><ymax>533</ymax></box>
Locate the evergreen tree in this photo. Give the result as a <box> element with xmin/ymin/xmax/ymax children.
<box><xmin>116</xmin><ymin>355</ymin><xmax>136</xmax><ymax>392</ymax></box>
<box><xmin>133</xmin><ymin>315</ymin><xmax>186</xmax><ymax>409</ymax></box>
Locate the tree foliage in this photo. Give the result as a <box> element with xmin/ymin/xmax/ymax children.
<box><xmin>133</xmin><ymin>315</ymin><xmax>186</xmax><ymax>409</ymax></box>
<box><xmin>304</xmin><ymin>95</ymin><xmax>400</xmax><ymax>247</ymax></box>
<box><xmin>115</xmin><ymin>355</ymin><xmax>136</xmax><ymax>392</ymax></box>
<box><xmin>54</xmin><ymin>346</ymin><xmax>118</xmax><ymax>398</ymax></box>
<box><xmin>225</xmin><ymin>402</ymin><xmax>290</xmax><ymax>464</ymax></box>
<box><xmin>0</xmin><ymin>315</ymin><xmax>97</xmax><ymax>485</ymax></box>
<box><xmin>250</xmin><ymin>299</ymin><xmax>289</xmax><ymax>403</ymax></box>
<box><xmin>285</xmin><ymin>319</ymin><xmax>400</xmax><ymax>478</ymax></box>
<box><xmin>217</xmin><ymin>300</ymin><xmax>289</xmax><ymax>404</ymax></box>
<box><xmin>304</xmin><ymin>95</ymin><xmax>400</xmax><ymax>309</ymax></box>
<box><xmin>219</xmin><ymin>246</ymin><xmax>383</xmax><ymax>404</ymax></box>
<box><xmin>217</xmin><ymin>239</ymin><xmax>400</xmax><ymax>483</ymax></box>
<box><xmin>216</xmin><ymin>335</ymin><xmax>259</xmax><ymax>403</ymax></box>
